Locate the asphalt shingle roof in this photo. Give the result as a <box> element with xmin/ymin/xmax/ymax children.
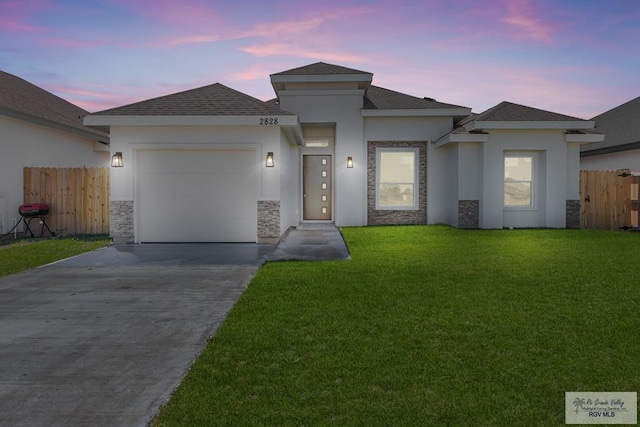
<box><xmin>470</xmin><ymin>101</ymin><xmax>586</xmax><ymax>122</ymax></box>
<box><xmin>271</xmin><ymin>62</ymin><xmax>372</xmax><ymax>76</ymax></box>
<box><xmin>435</xmin><ymin>101</ymin><xmax>592</xmax><ymax>145</ymax></box>
<box><xmin>92</xmin><ymin>83</ymin><xmax>295</xmax><ymax>116</ymax></box>
<box><xmin>364</xmin><ymin>85</ymin><xmax>467</xmax><ymax>110</ymax></box>
<box><xmin>583</xmin><ymin>96</ymin><xmax>640</xmax><ymax>152</ymax></box>
<box><xmin>0</xmin><ymin>70</ymin><xmax>107</xmax><ymax>140</ymax></box>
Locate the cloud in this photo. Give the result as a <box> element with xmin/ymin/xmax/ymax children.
<box><xmin>370</xmin><ymin>60</ymin><xmax>613</xmax><ymax>119</ymax></box>
<box><xmin>42</xmin><ymin>83</ymin><xmax>157</xmax><ymax>112</ymax></box>
<box><xmin>111</xmin><ymin>0</ymin><xmax>221</xmax><ymax>28</ymax></box>
<box><xmin>502</xmin><ymin>0</ymin><xmax>556</xmax><ymax>43</ymax></box>
<box><xmin>153</xmin><ymin>6</ymin><xmax>374</xmax><ymax>49</ymax></box>
<box><xmin>239</xmin><ymin>43</ymin><xmax>369</xmax><ymax>64</ymax></box>
<box><xmin>0</xmin><ymin>0</ymin><xmax>54</xmax><ymax>33</ymax></box>
<box><xmin>231</xmin><ymin>65</ymin><xmax>272</xmax><ymax>82</ymax></box>
<box><xmin>39</xmin><ymin>38</ymin><xmax>117</xmax><ymax>49</ymax></box>
<box><xmin>164</xmin><ymin>35</ymin><xmax>227</xmax><ymax>46</ymax></box>
<box><xmin>233</xmin><ymin>7</ymin><xmax>377</xmax><ymax>66</ymax></box>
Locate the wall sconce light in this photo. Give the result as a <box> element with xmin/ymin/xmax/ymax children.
<box><xmin>265</xmin><ymin>152</ymin><xmax>274</xmax><ymax>167</ymax></box>
<box><xmin>347</xmin><ymin>156</ymin><xmax>354</xmax><ymax>168</ymax></box>
<box><xmin>111</xmin><ymin>152</ymin><xmax>123</xmax><ymax>167</ymax></box>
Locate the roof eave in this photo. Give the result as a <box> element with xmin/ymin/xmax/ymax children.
<box><xmin>84</xmin><ymin>114</ymin><xmax>299</xmax><ymax>127</ymax></box>
<box><xmin>362</xmin><ymin>107</ymin><xmax>472</xmax><ymax>118</ymax></box>
<box><xmin>466</xmin><ymin>120</ymin><xmax>595</xmax><ymax>131</ymax></box>
<box><xmin>580</xmin><ymin>140</ymin><xmax>640</xmax><ymax>157</ymax></box>
<box><xmin>282</xmin><ymin>123</ymin><xmax>304</xmax><ymax>147</ymax></box>
<box><xmin>270</xmin><ymin>73</ymin><xmax>373</xmax><ymax>93</ymax></box>
<box><xmin>433</xmin><ymin>132</ymin><xmax>489</xmax><ymax>148</ymax></box>
<box><xmin>565</xmin><ymin>133</ymin><xmax>605</xmax><ymax>144</ymax></box>
<box><xmin>2</xmin><ymin>107</ymin><xmax>109</xmax><ymax>143</ymax></box>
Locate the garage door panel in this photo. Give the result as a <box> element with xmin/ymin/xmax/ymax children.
<box><xmin>137</xmin><ymin>150</ymin><xmax>258</xmax><ymax>242</ymax></box>
<box><xmin>138</xmin><ymin>150</ymin><xmax>256</xmax><ymax>174</ymax></box>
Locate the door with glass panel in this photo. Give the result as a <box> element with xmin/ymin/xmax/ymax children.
<box><xmin>303</xmin><ymin>155</ymin><xmax>332</xmax><ymax>220</ymax></box>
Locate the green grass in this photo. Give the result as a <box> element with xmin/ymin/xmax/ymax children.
<box><xmin>0</xmin><ymin>235</ymin><xmax>110</xmax><ymax>277</ymax></box>
<box><xmin>153</xmin><ymin>226</ymin><xmax>640</xmax><ymax>426</ymax></box>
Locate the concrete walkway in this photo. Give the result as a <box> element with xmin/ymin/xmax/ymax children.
<box><xmin>269</xmin><ymin>223</ymin><xmax>350</xmax><ymax>261</ymax></box>
<box><xmin>0</xmin><ymin>227</ymin><xmax>349</xmax><ymax>426</ymax></box>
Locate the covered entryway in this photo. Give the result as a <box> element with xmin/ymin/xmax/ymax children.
<box><xmin>136</xmin><ymin>149</ymin><xmax>258</xmax><ymax>242</ymax></box>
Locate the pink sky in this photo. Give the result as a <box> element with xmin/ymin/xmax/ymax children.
<box><xmin>1</xmin><ymin>0</ymin><xmax>638</xmax><ymax>118</ymax></box>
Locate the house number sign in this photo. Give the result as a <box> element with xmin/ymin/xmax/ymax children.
<box><xmin>259</xmin><ymin>117</ymin><xmax>279</xmax><ymax>125</ymax></box>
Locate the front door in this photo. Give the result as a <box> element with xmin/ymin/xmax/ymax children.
<box><xmin>303</xmin><ymin>155</ymin><xmax>332</xmax><ymax>220</ymax></box>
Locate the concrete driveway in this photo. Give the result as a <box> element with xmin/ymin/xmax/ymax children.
<box><xmin>0</xmin><ymin>243</ymin><xmax>275</xmax><ymax>427</ymax></box>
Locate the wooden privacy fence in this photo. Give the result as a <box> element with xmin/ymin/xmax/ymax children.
<box><xmin>580</xmin><ymin>169</ymin><xmax>639</xmax><ymax>230</ymax></box>
<box><xmin>23</xmin><ymin>167</ymin><xmax>110</xmax><ymax>235</ymax></box>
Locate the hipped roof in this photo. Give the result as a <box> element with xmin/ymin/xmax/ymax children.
<box><xmin>91</xmin><ymin>83</ymin><xmax>295</xmax><ymax>116</ymax></box>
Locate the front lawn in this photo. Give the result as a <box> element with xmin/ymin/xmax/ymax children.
<box><xmin>0</xmin><ymin>236</ymin><xmax>110</xmax><ymax>277</ymax></box>
<box><xmin>154</xmin><ymin>226</ymin><xmax>640</xmax><ymax>426</ymax></box>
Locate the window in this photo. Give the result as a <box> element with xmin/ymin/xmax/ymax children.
<box><xmin>504</xmin><ymin>154</ymin><xmax>534</xmax><ymax>207</ymax></box>
<box><xmin>376</xmin><ymin>148</ymin><xmax>419</xmax><ymax>209</ymax></box>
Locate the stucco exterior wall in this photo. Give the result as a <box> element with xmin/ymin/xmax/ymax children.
<box><xmin>0</xmin><ymin>116</ymin><xmax>108</xmax><ymax>234</ymax></box>
<box><xmin>279</xmin><ymin>90</ymin><xmax>365</xmax><ymax>226</ymax></box>
<box><xmin>279</xmin><ymin>131</ymin><xmax>300</xmax><ymax>233</ymax></box>
<box><xmin>479</xmin><ymin>130</ymin><xmax>570</xmax><ymax>229</ymax></box>
<box><xmin>580</xmin><ymin>149</ymin><xmax>640</xmax><ymax>173</ymax></box>
<box><xmin>108</xmin><ymin>125</ymin><xmax>282</xmax><ymax>201</ymax></box>
<box><xmin>455</xmin><ymin>143</ymin><xmax>482</xmax><ymax>227</ymax></box>
<box><xmin>566</xmin><ymin>143</ymin><xmax>582</xmax><ymax>200</ymax></box>
<box><xmin>364</xmin><ymin>116</ymin><xmax>454</xmax><ymax>226</ymax></box>
<box><xmin>444</xmin><ymin>144</ymin><xmax>461</xmax><ymax>227</ymax></box>
<box><xmin>107</xmin><ymin>125</ymin><xmax>286</xmax><ymax>242</ymax></box>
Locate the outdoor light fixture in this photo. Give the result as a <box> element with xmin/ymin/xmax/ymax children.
<box><xmin>265</xmin><ymin>152</ymin><xmax>274</xmax><ymax>167</ymax></box>
<box><xmin>347</xmin><ymin>156</ymin><xmax>354</xmax><ymax>168</ymax></box>
<box><xmin>111</xmin><ymin>152</ymin><xmax>123</xmax><ymax>167</ymax></box>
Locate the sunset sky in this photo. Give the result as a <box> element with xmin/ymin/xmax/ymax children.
<box><xmin>1</xmin><ymin>0</ymin><xmax>638</xmax><ymax>118</ymax></box>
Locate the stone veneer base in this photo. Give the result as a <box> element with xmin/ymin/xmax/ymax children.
<box><xmin>110</xmin><ymin>200</ymin><xmax>134</xmax><ymax>244</ymax></box>
<box><xmin>566</xmin><ymin>200</ymin><xmax>580</xmax><ymax>229</ymax></box>
<box><xmin>458</xmin><ymin>200</ymin><xmax>479</xmax><ymax>228</ymax></box>
<box><xmin>258</xmin><ymin>200</ymin><xmax>280</xmax><ymax>244</ymax></box>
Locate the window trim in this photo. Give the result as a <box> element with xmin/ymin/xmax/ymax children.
<box><xmin>503</xmin><ymin>152</ymin><xmax>537</xmax><ymax>210</ymax></box>
<box><xmin>375</xmin><ymin>147</ymin><xmax>420</xmax><ymax>210</ymax></box>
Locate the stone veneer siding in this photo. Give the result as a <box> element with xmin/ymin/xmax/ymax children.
<box><xmin>566</xmin><ymin>200</ymin><xmax>580</xmax><ymax>229</ymax></box>
<box><xmin>458</xmin><ymin>200</ymin><xmax>479</xmax><ymax>228</ymax></box>
<box><xmin>257</xmin><ymin>200</ymin><xmax>280</xmax><ymax>244</ymax></box>
<box><xmin>367</xmin><ymin>141</ymin><xmax>427</xmax><ymax>225</ymax></box>
<box><xmin>110</xmin><ymin>200</ymin><xmax>134</xmax><ymax>244</ymax></box>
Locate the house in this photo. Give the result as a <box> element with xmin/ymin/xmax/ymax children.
<box><xmin>0</xmin><ymin>71</ymin><xmax>110</xmax><ymax>235</ymax></box>
<box><xmin>84</xmin><ymin>62</ymin><xmax>601</xmax><ymax>244</ymax></box>
<box><xmin>580</xmin><ymin>96</ymin><xmax>640</xmax><ymax>172</ymax></box>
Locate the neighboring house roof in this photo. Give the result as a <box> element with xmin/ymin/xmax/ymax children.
<box><xmin>581</xmin><ymin>96</ymin><xmax>640</xmax><ymax>157</ymax></box>
<box><xmin>364</xmin><ymin>85</ymin><xmax>466</xmax><ymax>110</ymax></box>
<box><xmin>91</xmin><ymin>83</ymin><xmax>295</xmax><ymax>116</ymax></box>
<box><xmin>270</xmin><ymin>62</ymin><xmax>372</xmax><ymax>76</ymax></box>
<box><xmin>0</xmin><ymin>70</ymin><xmax>108</xmax><ymax>142</ymax></box>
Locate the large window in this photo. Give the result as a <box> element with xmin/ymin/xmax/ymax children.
<box><xmin>504</xmin><ymin>154</ymin><xmax>534</xmax><ymax>207</ymax></box>
<box><xmin>376</xmin><ymin>148</ymin><xmax>419</xmax><ymax>209</ymax></box>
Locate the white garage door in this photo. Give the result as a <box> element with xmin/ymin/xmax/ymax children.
<box><xmin>137</xmin><ymin>149</ymin><xmax>257</xmax><ymax>242</ymax></box>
